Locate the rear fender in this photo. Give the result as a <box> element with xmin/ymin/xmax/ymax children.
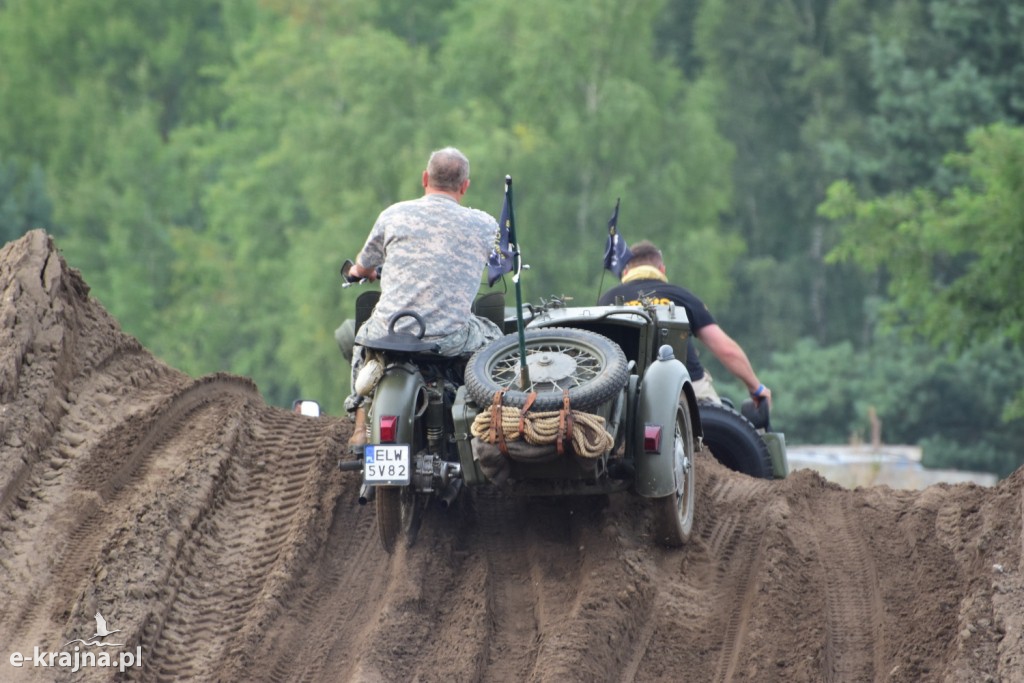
<box><xmin>634</xmin><ymin>347</ymin><xmax>690</xmax><ymax>498</ymax></box>
<box><xmin>762</xmin><ymin>432</ymin><xmax>789</xmax><ymax>479</ymax></box>
<box><xmin>370</xmin><ymin>364</ymin><xmax>427</xmax><ymax>447</ymax></box>
<box><xmin>681</xmin><ymin>381</ymin><xmax>702</xmax><ymax>444</ymax></box>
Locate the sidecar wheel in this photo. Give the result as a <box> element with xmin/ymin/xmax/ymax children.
<box><xmin>653</xmin><ymin>404</ymin><xmax>696</xmax><ymax>547</ymax></box>
<box><xmin>698</xmin><ymin>401</ymin><xmax>773</xmax><ymax>479</ymax></box>
<box><xmin>465</xmin><ymin>328</ymin><xmax>628</xmax><ymax>411</ymax></box>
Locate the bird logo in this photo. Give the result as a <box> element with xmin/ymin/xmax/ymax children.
<box><xmin>93</xmin><ymin>612</ymin><xmax>121</xmax><ymax>639</ymax></box>
<box><xmin>63</xmin><ymin>611</ymin><xmax>125</xmax><ymax>648</ymax></box>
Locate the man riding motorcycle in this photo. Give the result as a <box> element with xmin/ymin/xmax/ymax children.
<box><xmin>342</xmin><ymin>147</ymin><xmax>502</xmax><ymax>451</ymax></box>
<box><xmin>598</xmin><ymin>240</ymin><xmax>772</xmax><ymax>409</ymax></box>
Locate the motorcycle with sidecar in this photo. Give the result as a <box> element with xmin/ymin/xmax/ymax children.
<box><xmin>336</xmin><ymin>245</ymin><xmax>792</xmax><ymax>548</ymax></box>
<box><xmin>338</xmin><ymin>262</ymin><xmax>708</xmax><ymax>552</ymax></box>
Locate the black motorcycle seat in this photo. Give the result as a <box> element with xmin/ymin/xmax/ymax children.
<box><xmin>360</xmin><ymin>332</ymin><xmax>440</xmax><ymax>354</ymax></box>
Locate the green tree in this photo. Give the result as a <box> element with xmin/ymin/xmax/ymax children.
<box><xmin>164</xmin><ymin>9</ymin><xmax>444</xmax><ymax>409</ymax></box>
<box><xmin>858</xmin><ymin>0</ymin><xmax>1024</xmax><ymax>194</ymax></box>
<box><xmin>0</xmin><ymin>0</ymin><xmax>239</xmax><ymax>355</ymax></box>
<box><xmin>684</xmin><ymin>0</ymin><xmax>896</xmax><ymax>357</ymax></box>
<box><xmin>675</xmin><ymin>0</ymin><xmax>1024</xmax><ymax>381</ymax></box>
<box><xmin>0</xmin><ymin>158</ymin><xmax>55</xmax><ymax>245</ymax></box>
<box><xmin>822</xmin><ymin>123</ymin><xmax>1024</xmax><ymax>421</ymax></box>
<box><xmin>0</xmin><ymin>0</ymin><xmax>233</xmax><ymax>162</ymax></box>
<box><xmin>439</xmin><ymin>0</ymin><xmax>739</xmax><ymax>308</ymax></box>
<box><xmin>57</xmin><ymin>107</ymin><xmax>194</xmax><ymax>343</ymax></box>
<box><xmin>766</xmin><ymin>332</ymin><xmax>1024</xmax><ymax>477</ymax></box>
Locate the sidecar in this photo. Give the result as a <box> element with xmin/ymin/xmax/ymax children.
<box><xmin>453</xmin><ymin>300</ymin><xmax>701</xmax><ymax>546</ymax></box>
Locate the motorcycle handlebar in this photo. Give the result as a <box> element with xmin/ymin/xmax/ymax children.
<box><xmin>340</xmin><ymin>259</ymin><xmax>381</xmax><ymax>287</ymax></box>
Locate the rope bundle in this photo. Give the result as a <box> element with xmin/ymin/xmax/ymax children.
<box><xmin>470</xmin><ymin>402</ymin><xmax>614</xmax><ymax>459</ymax></box>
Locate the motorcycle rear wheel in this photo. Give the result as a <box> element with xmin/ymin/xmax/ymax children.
<box><xmin>376</xmin><ymin>486</ymin><xmax>426</xmax><ymax>553</ymax></box>
<box><xmin>465</xmin><ymin>328</ymin><xmax>628</xmax><ymax>411</ymax></box>
<box><xmin>653</xmin><ymin>404</ymin><xmax>696</xmax><ymax>547</ymax></box>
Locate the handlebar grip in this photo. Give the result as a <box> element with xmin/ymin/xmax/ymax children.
<box><xmin>340</xmin><ymin>259</ymin><xmax>361</xmax><ymax>283</ymax></box>
<box><xmin>340</xmin><ymin>259</ymin><xmax>382</xmax><ymax>286</ymax></box>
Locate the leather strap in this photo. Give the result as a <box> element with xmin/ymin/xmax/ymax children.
<box><xmin>518</xmin><ymin>391</ymin><xmax>538</xmax><ymax>439</ymax></box>
<box><xmin>557</xmin><ymin>389</ymin><xmax>573</xmax><ymax>456</ymax></box>
<box><xmin>490</xmin><ymin>389</ymin><xmax>509</xmax><ymax>455</ymax></box>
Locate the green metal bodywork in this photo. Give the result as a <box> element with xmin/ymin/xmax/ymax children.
<box><xmin>369</xmin><ymin>363</ymin><xmax>426</xmax><ymax>450</ymax></box>
<box><xmin>763</xmin><ymin>432</ymin><xmax>789</xmax><ymax>479</ymax></box>
<box><xmin>453</xmin><ymin>303</ymin><xmax>698</xmax><ymax>496</ymax></box>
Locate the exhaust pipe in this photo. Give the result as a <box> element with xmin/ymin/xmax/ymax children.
<box><xmin>439</xmin><ymin>478</ymin><xmax>463</xmax><ymax>509</ymax></box>
<box><xmin>358</xmin><ymin>483</ymin><xmax>375</xmax><ymax>505</ymax></box>
<box><xmin>338</xmin><ymin>458</ymin><xmax>364</xmax><ymax>472</ymax></box>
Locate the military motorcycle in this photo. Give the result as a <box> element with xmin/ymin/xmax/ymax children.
<box><xmin>337</xmin><ymin>263</ymin><xmax>704</xmax><ymax>553</ymax></box>
<box><xmin>336</xmin><ymin>252</ymin><xmax>794</xmax><ymax>546</ymax></box>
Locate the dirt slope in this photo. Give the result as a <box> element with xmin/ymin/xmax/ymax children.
<box><xmin>1</xmin><ymin>230</ymin><xmax>1022</xmax><ymax>682</ymax></box>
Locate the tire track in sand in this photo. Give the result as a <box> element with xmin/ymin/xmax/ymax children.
<box><xmin>807</xmin><ymin>495</ymin><xmax>886</xmax><ymax>683</ymax></box>
<box><xmin>138</xmin><ymin>402</ymin><xmax>334</xmax><ymax>682</ymax></box>
<box><xmin>468</xmin><ymin>493</ymin><xmax>632</xmax><ymax>682</ymax></box>
<box><xmin>522</xmin><ymin>496</ymin><xmax>654</xmax><ymax>683</ymax></box>
<box><xmin>250</xmin><ymin>491</ymin><xmax>383</xmax><ymax>683</ymax></box>
<box><xmin>0</xmin><ymin>372</ymin><xmax>246</xmax><ymax>648</ymax></box>
<box><xmin>0</xmin><ymin>342</ymin><xmax>158</xmax><ymax>530</ymax></box>
<box><xmin>703</xmin><ymin>472</ymin><xmax>775</xmax><ymax>683</ymax></box>
<box><xmin>309</xmin><ymin>488</ymin><xmax>514</xmax><ymax>682</ymax></box>
<box><xmin>50</xmin><ymin>377</ymin><xmax>256</xmax><ymax>605</ymax></box>
<box><xmin>475</xmin><ymin>488</ymin><xmax>547</xmax><ymax>681</ymax></box>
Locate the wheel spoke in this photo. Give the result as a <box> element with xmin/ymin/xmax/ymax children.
<box><xmin>467</xmin><ymin>328</ymin><xmax>629</xmax><ymax>412</ymax></box>
<box><xmin>487</xmin><ymin>341</ymin><xmax>606</xmax><ymax>394</ymax></box>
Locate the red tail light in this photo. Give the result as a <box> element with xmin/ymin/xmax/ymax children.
<box><xmin>379</xmin><ymin>415</ymin><xmax>399</xmax><ymax>443</ymax></box>
<box><xmin>644</xmin><ymin>425</ymin><xmax>662</xmax><ymax>453</ymax></box>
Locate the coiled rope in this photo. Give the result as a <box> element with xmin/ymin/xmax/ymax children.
<box><xmin>470</xmin><ymin>389</ymin><xmax>614</xmax><ymax>459</ymax></box>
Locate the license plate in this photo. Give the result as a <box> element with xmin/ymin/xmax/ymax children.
<box><xmin>363</xmin><ymin>444</ymin><xmax>410</xmax><ymax>485</ymax></box>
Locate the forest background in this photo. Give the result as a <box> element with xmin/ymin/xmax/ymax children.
<box><xmin>1</xmin><ymin>0</ymin><xmax>1021</xmax><ymax>476</ymax></box>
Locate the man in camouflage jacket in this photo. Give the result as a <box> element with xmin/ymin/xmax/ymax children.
<box><xmin>344</xmin><ymin>147</ymin><xmax>502</xmax><ymax>439</ymax></box>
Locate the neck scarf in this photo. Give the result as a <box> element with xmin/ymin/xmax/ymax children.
<box><xmin>622</xmin><ymin>265</ymin><xmax>667</xmax><ymax>284</ymax></box>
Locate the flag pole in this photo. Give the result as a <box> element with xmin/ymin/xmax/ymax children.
<box><xmin>505</xmin><ymin>175</ymin><xmax>531</xmax><ymax>390</ymax></box>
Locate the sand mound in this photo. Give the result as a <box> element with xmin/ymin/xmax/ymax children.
<box><xmin>1</xmin><ymin>230</ymin><xmax>1021</xmax><ymax>682</ymax></box>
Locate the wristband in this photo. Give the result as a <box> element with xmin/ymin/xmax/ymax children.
<box><xmin>750</xmin><ymin>384</ymin><xmax>765</xmax><ymax>397</ymax></box>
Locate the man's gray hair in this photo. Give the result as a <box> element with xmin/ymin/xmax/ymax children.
<box><xmin>427</xmin><ymin>147</ymin><xmax>470</xmax><ymax>192</ymax></box>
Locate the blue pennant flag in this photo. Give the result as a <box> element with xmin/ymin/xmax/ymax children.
<box><xmin>487</xmin><ymin>183</ymin><xmax>514</xmax><ymax>286</ymax></box>
<box><xmin>602</xmin><ymin>198</ymin><xmax>631</xmax><ymax>278</ymax></box>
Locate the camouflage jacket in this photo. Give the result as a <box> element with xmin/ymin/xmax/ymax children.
<box><xmin>355</xmin><ymin>193</ymin><xmax>500</xmax><ymax>353</ymax></box>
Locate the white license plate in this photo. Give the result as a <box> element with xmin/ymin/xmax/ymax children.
<box><xmin>363</xmin><ymin>444</ymin><xmax>410</xmax><ymax>485</ymax></box>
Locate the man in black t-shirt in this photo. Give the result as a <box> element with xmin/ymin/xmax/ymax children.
<box><xmin>598</xmin><ymin>240</ymin><xmax>772</xmax><ymax>408</ymax></box>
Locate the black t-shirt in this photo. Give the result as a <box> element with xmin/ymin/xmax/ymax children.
<box><xmin>598</xmin><ymin>279</ymin><xmax>716</xmax><ymax>380</ymax></box>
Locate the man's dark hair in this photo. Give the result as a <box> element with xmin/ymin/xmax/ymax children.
<box><xmin>625</xmin><ymin>240</ymin><xmax>664</xmax><ymax>269</ymax></box>
<box><xmin>427</xmin><ymin>147</ymin><xmax>470</xmax><ymax>192</ymax></box>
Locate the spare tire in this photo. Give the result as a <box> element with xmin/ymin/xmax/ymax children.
<box><xmin>698</xmin><ymin>401</ymin><xmax>774</xmax><ymax>479</ymax></box>
<box><xmin>465</xmin><ymin>328</ymin><xmax>629</xmax><ymax>412</ymax></box>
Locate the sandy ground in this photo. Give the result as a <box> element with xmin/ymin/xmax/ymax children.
<box><xmin>1</xmin><ymin>229</ymin><xmax>1022</xmax><ymax>682</ymax></box>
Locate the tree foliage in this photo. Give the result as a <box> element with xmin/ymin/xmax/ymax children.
<box><xmin>437</xmin><ymin>0</ymin><xmax>738</xmax><ymax>305</ymax></box>
<box><xmin>766</xmin><ymin>334</ymin><xmax>1024</xmax><ymax>477</ymax></box>
<box><xmin>0</xmin><ymin>157</ymin><xmax>55</xmax><ymax>245</ymax></box>
<box><xmin>0</xmin><ymin>0</ymin><xmax>1021</xmax><ymax>474</ymax></box>
<box><xmin>823</xmin><ymin>125</ymin><xmax>1024</xmax><ymax>349</ymax></box>
<box><xmin>822</xmin><ymin>123</ymin><xmax>1024</xmax><ymax>423</ymax></box>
